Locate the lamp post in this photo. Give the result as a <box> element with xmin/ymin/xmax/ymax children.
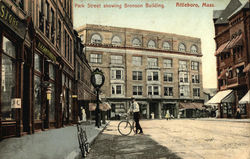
<box><xmin>90</xmin><ymin>68</ymin><xmax>105</xmax><ymax>128</ymax></box>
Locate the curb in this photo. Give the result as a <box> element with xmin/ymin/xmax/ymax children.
<box><xmin>89</xmin><ymin>121</ymin><xmax>110</xmax><ymax>147</ymax></box>
<box><xmin>65</xmin><ymin>121</ymin><xmax>110</xmax><ymax>159</ymax></box>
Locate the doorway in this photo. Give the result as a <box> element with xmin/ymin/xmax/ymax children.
<box><xmin>22</xmin><ymin>62</ymin><xmax>31</xmax><ymax>133</ymax></box>
<box><xmin>149</xmin><ymin>102</ymin><xmax>158</xmax><ymax>118</ymax></box>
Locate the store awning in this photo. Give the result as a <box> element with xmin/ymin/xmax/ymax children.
<box><xmin>218</xmin><ymin>69</ymin><xmax>227</xmax><ymax>80</ymax></box>
<box><xmin>239</xmin><ymin>91</ymin><xmax>250</xmax><ymax>104</ymax></box>
<box><xmin>179</xmin><ymin>102</ymin><xmax>204</xmax><ymax>110</ymax></box>
<box><xmin>243</xmin><ymin>64</ymin><xmax>250</xmax><ymax>73</ymax></box>
<box><xmin>233</xmin><ymin>62</ymin><xmax>245</xmax><ymax>69</ymax></box>
<box><xmin>89</xmin><ymin>102</ymin><xmax>111</xmax><ymax>111</ymax></box>
<box><xmin>227</xmin><ymin>34</ymin><xmax>243</xmax><ymax>49</ymax></box>
<box><xmin>214</xmin><ymin>41</ymin><xmax>230</xmax><ymax>56</ymax></box>
<box><xmin>206</xmin><ymin>90</ymin><xmax>235</xmax><ymax>104</ymax></box>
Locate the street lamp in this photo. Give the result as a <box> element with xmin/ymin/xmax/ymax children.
<box><xmin>90</xmin><ymin>68</ymin><xmax>105</xmax><ymax>128</ymax></box>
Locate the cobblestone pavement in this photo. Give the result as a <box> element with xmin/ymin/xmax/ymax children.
<box><xmin>86</xmin><ymin>119</ymin><xmax>250</xmax><ymax>159</ymax></box>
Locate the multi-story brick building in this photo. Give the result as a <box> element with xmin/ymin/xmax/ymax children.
<box><xmin>210</xmin><ymin>0</ymin><xmax>250</xmax><ymax>118</ymax></box>
<box><xmin>0</xmin><ymin>0</ymin><xmax>83</xmax><ymax>140</ymax></box>
<box><xmin>77</xmin><ymin>24</ymin><xmax>204</xmax><ymax>119</ymax></box>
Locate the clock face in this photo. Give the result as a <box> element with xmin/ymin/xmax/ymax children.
<box><xmin>94</xmin><ymin>74</ymin><xmax>103</xmax><ymax>86</ymax></box>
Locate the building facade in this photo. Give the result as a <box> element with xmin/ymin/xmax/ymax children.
<box><xmin>74</xmin><ymin>30</ymin><xmax>96</xmax><ymax>121</ymax></box>
<box><xmin>212</xmin><ymin>0</ymin><xmax>250</xmax><ymax>118</ymax></box>
<box><xmin>0</xmin><ymin>0</ymin><xmax>77</xmax><ymax>140</ymax></box>
<box><xmin>77</xmin><ymin>24</ymin><xmax>204</xmax><ymax>119</ymax></box>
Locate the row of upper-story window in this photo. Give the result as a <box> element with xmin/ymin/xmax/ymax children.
<box><xmin>111</xmin><ymin>84</ymin><xmax>200</xmax><ymax>97</ymax></box>
<box><xmin>89</xmin><ymin>54</ymin><xmax>200</xmax><ymax>70</ymax></box>
<box><xmin>76</xmin><ymin>61</ymin><xmax>91</xmax><ymax>87</ymax></box>
<box><xmin>219</xmin><ymin>46</ymin><xmax>243</xmax><ymax>61</ymax></box>
<box><xmin>110</xmin><ymin>69</ymin><xmax>200</xmax><ymax>84</ymax></box>
<box><xmin>38</xmin><ymin>0</ymin><xmax>73</xmax><ymax>64</ymax></box>
<box><xmin>38</xmin><ymin>0</ymin><xmax>72</xmax><ymax>18</ymax></box>
<box><xmin>89</xmin><ymin>33</ymin><xmax>199</xmax><ymax>53</ymax></box>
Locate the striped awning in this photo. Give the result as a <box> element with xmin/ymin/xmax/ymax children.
<box><xmin>218</xmin><ymin>69</ymin><xmax>227</xmax><ymax>80</ymax></box>
<box><xmin>206</xmin><ymin>90</ymin><xmax>235</xmax><ymax>104</ymax></box>
<box><xmin>239</xmin><ymin>91</ymin><xmax>250</xmax><ymax>104</ymax></box>
<box><xmin>243</xmin><ymin>64</ymin><xmax>250</xmax><ymax>73</ymax></box>
<box><xmin>215</xmin><ymin>41</ymin><xmax>230</xmax><ymax>56</ymax></box>
<box><xmin>227</xmin><ymin>34</ymin><xmax>243</xmax><ymax>49</ymax></box>
<box><xmin>179</xmin><ymin>102</ymin><xmax>204</xmax><ymax>110</ymax></box>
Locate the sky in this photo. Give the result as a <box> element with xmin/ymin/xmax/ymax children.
<box><xmin>73</xmin><ymin>0</ymin><xmax>248</xmax><ymax>89</ymax></box>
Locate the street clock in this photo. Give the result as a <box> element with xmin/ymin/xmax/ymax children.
<box><xmin>91</xmin><ymin>68</ymin><xmax>105</xmax><ymax>89</ymax></box>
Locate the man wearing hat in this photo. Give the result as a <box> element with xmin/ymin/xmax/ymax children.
<box><xmin>129</xmin><ymin>97</ymin><xmax>143</xmax><ymax>134</ymax></box>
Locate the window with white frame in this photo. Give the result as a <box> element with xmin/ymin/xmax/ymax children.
<box><xmin>111</xmin><ymin>55</ymin><xmax>122</xmax><ymax>64</ymax></box>
<box><xmin>147</xmin><ymin>58</ymin><xmax>158</xmax><ymax>67</ymax></box>
<box><xmin>179</xmin><ymin>72</ymin><xmax>189</xmax><ymax>83</ymax></box>
<box><xmin>148</xmin><ymin>40</ymin><xmax>156</xmax><ymax>48</ymax></box>
<box><xmin>180</xmin><ymin>86</ymin><xmax>189</xmax><ymax>97</ymax></box>
<box><xmin>193</xmin><ymin>88</ymin><xmax>200</xmax><ymax>97</ymax></box>
<box><xmin>147</xmin><ymin>71</ymin><xmax>159</xmax><ymax>81</ymax></box>
<box><xmin>163</xmin><ymin>41</ymin><xmax>171</xmax><ymax>50</ymax></box>
<box><xmin>111</xmin><ymin>84</ymin><xmax>123</xmax><ymax>95</ymax></box>
<box><xmin>133</xmin><ymin>86</ymin><xmax>142</xmax><ymax>95</ymax></box>
<box><xmin>112</xmin><ymin>36</ymin><xmax>121</xmax><ymax>46</ymax></box>
<box><xmin>148</xmin><ymin>85</ymin><xmax>160</xmax><ymax>95</ymax></box>
<box><xmin>111</xmin><ymin>69</ymin><xmax>123</xmax><ymax>80</ymax></box>
<box><xmin>132</xmin><ymin>71</ymin><xmax>142</xmax><ymax>80</ymax></box>
<box><xmin>132</xmin><ymin>56</ymin><xmax>142</xmax><ymax>66</ymax></box>
<box><xmin>191</xmin><ymin>45</ymin><xmax>198</xmax><ymax>53</ymax></box>
<box><xmin>163</xmin><ymin>59</ymin><xmax>172</xmax><ymax>68</ymax></box>
<box><xmin>90</xmin><ymin>54</ymin><xmax>102</xmax><ymax>63</ymax></box>
<box><xmin>132</xmin><ymin>38</ymin><xmax>141</xmax><ymax>47</ymax></box>
<box><xmin>191</xmin><ymin>61</ymin><xmax>199</xmax><ymax>70</ymax></box>
<box><xmin>179</xmin><ymin>60</ymin><xmax>187</xmax><ymax>70</ymax></box>
<box><xmin>164</xmin><ymin>87</ymin><xmax>173</xmax><ymax>96</ymax></box>
<box><xmin>179</xmin><ymin>43</ymin><xmax>186</xmax><ymax>52</ymax></box>
<box><xmin>192</xmin><ymin>74</ymin><xmax>200</xmax><ymax>83</ymax></box>
<box><xmin>163</xmin><ymin>72</ymin><xmax>173</xmax><ymax>82</ymax></box>
<box><xmin>91</xmin><ymin>34</ymin><xmax>102</xmax><ymax>44</ymax></box>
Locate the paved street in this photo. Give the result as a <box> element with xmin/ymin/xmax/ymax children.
<box><xmin>86</xmin><ymin>119</ymin><xmax>250</xmax><ymax>159</ymax></box>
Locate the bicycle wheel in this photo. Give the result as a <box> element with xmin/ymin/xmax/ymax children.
<box><xmin>118</xmin><ymin>121</ymin><xmax>132</xmax><ymax>136</ymax></box>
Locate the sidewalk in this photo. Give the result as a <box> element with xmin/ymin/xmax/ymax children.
<box><xmin>0</xmin><ymin>121</ymin><xmax>109</xmax><ymax>159</ymax></box>
<box><xmin>195</xmin><ymin>117</ymin><xmax>250</xmax><ymax>123</ymax></box>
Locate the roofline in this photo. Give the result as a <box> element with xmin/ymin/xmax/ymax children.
<box><xmin>76</xmin><ymin>24</ymin><xmax>201</xmax><ymax>42</ymax></box>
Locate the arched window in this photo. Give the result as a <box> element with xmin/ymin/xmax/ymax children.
<box><xmin>111</xmin><ymin>36</ymin><xmax>121</xmax><ymax>46</ymax></box>
<box><xmin>132</xmin><ymin>38</ymin><xmax>141</xmax><ymax>47</ymax></box>
<box><xmin>163</xmin><ymin>41</ymin><xmax>171</xmax><ymax>50</ymax></box>
<box><xmin>190</xmin><ymin>45</ymin><xmax>198</xmax><ymax>53</ymax></box>
<box><xmin>91</xmin><ymin>34</ymin><xmax>102</xmax><ymax>44</ymax></box>
<box><xmin>179</xmin><ymin>43</ymin><xmax>186</xmax><ymax>52</ymax></box>
<box><xmin>148</xmin><ymin>40</ymin><xmax>156</xmax><ymax>48</ymax></box>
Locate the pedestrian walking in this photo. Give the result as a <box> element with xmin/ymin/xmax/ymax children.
<box><xmin>128</xmin><ymin>97</ymin><xmax>143</xmax><ymax>134</ymax></box>
<box><xmin>236</xmin><ymin>106</ymin><xmax>241</xmax><ymax>119</ymax></box>
<box><xmin>165</xmin><ymin>110</ymin><xmax>170</xmax><ymax>120</ymax></box>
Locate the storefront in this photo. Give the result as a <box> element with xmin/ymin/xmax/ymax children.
<box><xmin>0</xmin><ymin>1</ymin><xmax>30</xmax><ymax>139</ymax></box>
<box><xmin>206</xmin><ymin>89</ymin><xmax>235</xmax><ymax>118</ymax></box>
<box><xmin>33</xmin><ymin>38</ymin><xmax>60</xmax><ymax>130</ymax></box>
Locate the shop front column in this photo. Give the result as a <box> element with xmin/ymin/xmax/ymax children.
<box><xmin>158</xmin><ymin>102</ymin><xmax>162</xmax><ymax>119</ymax></box>
<box><xmin>146</xmin><ymin>103</ymin><xmax>150</xmax><ymax>119</ymax></box>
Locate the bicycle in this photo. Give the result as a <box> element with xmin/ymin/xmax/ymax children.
<box><xmin>76</xmin><ymin>121</ymin><xmax>90</xmax><ymax>158</ymax></box>
<box><xmin>118</xmin><ymin>114</ymin><xmax>136</xmax><ymax>136</ymax></box>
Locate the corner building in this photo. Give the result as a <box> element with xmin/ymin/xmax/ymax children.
<box><xmin>0</xmin><ymin>0</ymin><xmax>76</xmax><ymax>140</ymax></box>
<box><xmin>77</xmin><ymin>24</ymin><xmax>204</xmax><ymax>119</ymax></box>
<box><xmin>212</xmin><ymin>0</ymin><xmax>250</xmax><ymax>118</ymax></box>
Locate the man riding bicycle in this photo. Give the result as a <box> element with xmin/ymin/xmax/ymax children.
<box><xmin>127</xmin><ymin>97</ymin><xmax>143</xmax><ymax>134</ymax></box>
